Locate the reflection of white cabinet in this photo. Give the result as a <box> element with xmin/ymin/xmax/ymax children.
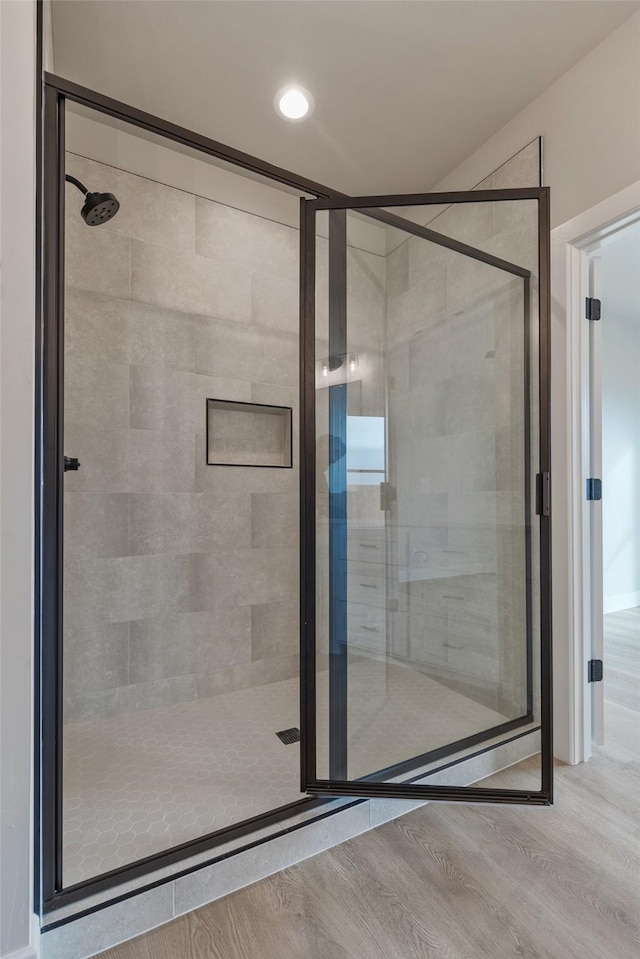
<box><xmin>347</xmin><ymin>603</ymin><xmax>386</xmax><ymax>653</ymax></box>
<box><xmin>348</xmin><ymin>562</ymin><xmax>386</xmax><ymax>608</ymax></box>
<box><xmin>346</xmin><ymin>526</ymin><xmax>386</xmax><ymax>654</ymax></box>
<box><xmin>394</xmin><ymin>533</ymin><xmax>502</xmax><ymax>687</ymax></box>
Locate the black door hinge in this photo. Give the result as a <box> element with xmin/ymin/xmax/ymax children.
<box><xmin>535</xmin><ymin>472</ymin><xmax>550</xmax><ymax>516</ymax></box>
<box><xmin>64</xmin><ymin>456</ymin><xmax>81</xmax><ymax>472</ymax></box>
<box><xmin>586</xmin><ymin>297</ymin><xmax>601</xmax><ymax>321</ymax></box>
<box><xmin>586</xmin><ymin>478</ymin><xmax>602</xmax><ymax>501</ymax></box>
<box><xmin>588</xmin><ymin>659</ymin><xmax>603</xmax><ymax>683</ymax></box>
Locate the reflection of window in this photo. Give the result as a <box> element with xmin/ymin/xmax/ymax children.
<box><xmin>347</xmin><ymin>416</ymin><xmax>385</xmax><ymax>485</ymax></box>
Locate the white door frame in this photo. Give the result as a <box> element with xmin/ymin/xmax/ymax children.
<box><xmin>551</xmin><ymin>180</ymin><xmax>640</xmax><ymax>765</ymax></box>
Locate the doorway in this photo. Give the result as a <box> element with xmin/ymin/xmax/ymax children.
<box><xmin>585</xmin><ymin>221</ymin><xmax>640</xmax><ymax>746</ymax></box>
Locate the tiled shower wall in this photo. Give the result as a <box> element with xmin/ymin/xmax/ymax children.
<box><xmin>63</xmin><ymin>155</ymin><xmax>301</xmax><ymax>723</ymax></box>
<box><xmin>384</xmin><ymin>140</ymin><xmax>540</xmax><ymax>717</ymax></box>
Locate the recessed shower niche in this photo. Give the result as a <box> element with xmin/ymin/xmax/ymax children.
<box><xmin>206</xmin><ymin>399</ymin><xmax>292</xmax><ymax>467</ymax></box>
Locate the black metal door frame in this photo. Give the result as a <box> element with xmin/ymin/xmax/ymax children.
<box><xmin>300</xmin><ymin>189</ymin><xmax>552</xmax><ymax>806</ymax></box>
<box><xmin>37</xmin><ymin>71</ymin><xmax>552</xmax><ymax>916</ymax></box>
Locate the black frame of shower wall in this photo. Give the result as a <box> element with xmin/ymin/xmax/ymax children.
<box><xmin>37</xmin><ymin>71</ymin><xmax>552</xmax><ymax>914</ymax></box>
<box><xmin>300</xmin><ymin>189</ymin><xmax>551</xmax><ymax>805</ymax></box>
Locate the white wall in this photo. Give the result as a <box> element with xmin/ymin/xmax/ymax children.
<box><xmin>602</xmin><ymin>315</ymin><xmax>640</xmax><ymax>611</ymax></box>
<box><xmin>431</xmin><ymin>11</ymin><xmax>640</xmax><ymax>228</ymax></box>
<box><xmin>0</xmin><ymin>3</ymin><xmax>38</xmax><ymax>958</ymax></box>
<box><xmin>599</xmin><ymin>228</ymin><xmax>640</xmax><ymax>613</ymax></box>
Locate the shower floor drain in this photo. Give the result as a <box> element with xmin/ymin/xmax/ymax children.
<box><xmin>276</xmin><ymin>727</ymin><xmax>301</xmax><ymax>745</ymax></box>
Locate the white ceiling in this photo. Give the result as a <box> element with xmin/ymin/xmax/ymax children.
<box><xmin>51</xmin><ymin>0</ymin><xmax>640</xmax><ymax>194</ymax></box>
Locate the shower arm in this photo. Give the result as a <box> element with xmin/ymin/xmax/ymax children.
<box><xmin>65</xmin><ymin>174</ymin><xmax>89</xmax><ymax>196</ymax></box>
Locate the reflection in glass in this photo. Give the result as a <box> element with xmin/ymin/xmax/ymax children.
<box><xmin>315</xmin><ymin>201</ymin><xmax>540</xmax><ymax>787</ymax></box>
<box><xmin>61</xmin><ymin>102</ymin><xmax>304</xmax><ymax>885</ymax></box>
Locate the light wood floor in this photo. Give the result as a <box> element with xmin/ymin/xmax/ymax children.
<box><xmin>99</xmin><ymin>613</ymin><xmax>639</xmax><ymax>959</ymax></box>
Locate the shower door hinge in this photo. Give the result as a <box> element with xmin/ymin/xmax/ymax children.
<box><xmin>379</xmin><ymin>482</ymin><xmax>396</xmax><ymax>511</ymax></box>
<box><xmin>535</xmin><ymin>472</ymin><xmax>550</xmax><ymax>516</ymax></box>
<box><xmin>586</xmin><ymin>297</ymin><xmax>601</xmax><ymax>321</ymax></box>
<box><xmin>588</xmin><ymin>659</ymin><xmax>603</xmax><ymax>683</ymax></box>
<box><xmin>586</xmin><ymin>478</ymin><xmax>602</xmax><ymax>501</ymax></box>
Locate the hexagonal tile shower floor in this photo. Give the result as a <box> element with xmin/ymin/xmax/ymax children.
<box><xmin>63</xmin><ymin>662</ymin><xmax>510</xmax><ymax>885</ymax></box>
<box><xmin>63</xmin><ymin>677</ymin><xmax>303</xmax><ymax>886</ymax></box>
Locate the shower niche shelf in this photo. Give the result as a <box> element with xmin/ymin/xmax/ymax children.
<box><xmin>206</xmin><ymin>398</ymin><xmax>293</xmax><ymax>468</ymax></box>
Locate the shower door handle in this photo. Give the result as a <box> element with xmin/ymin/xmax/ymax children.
<box><xmin>64</xmin><ymin>456</ymin><xmax>81</xmax><ymax>472</ymax></box>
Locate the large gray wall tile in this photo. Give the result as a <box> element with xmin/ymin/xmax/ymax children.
<box><xmin>63</xmin><ymin>623</ymin><xmax>130</xmax><ymax>722</ymax></box>
<box><xmin>196</xmin><ymin>317</ymin><xmax>297</xmax><ymax>388</ymax></box>
<box><xmin>430</xmin><ymin>196</ymin><xmax>495</xmax><ymax>246</ymax></box>
<box><xmin>66</xmin><ymin>674</ymin><xmax>200</xmax><ymax>723</ymax></box>
<box><xmin>195</xmin><ymin>548</ymin><xmax>298</xmax><ymax>610</ymax></box>
<box><xmin>251</xmin><ymin>492</ymin><xmax>298</xmax><ymax>548</ymax></box>
<box><xmin>197</xmin><ymin>652</ymin><xmax>298</xmax><ymax>698</ymax></box>
<box><xmin>64</xmin><ymin>493</ymin><xmax>129</xmax><ymax>561</ymax></box>
<box><xmin>62</xmin><ymin>425</ymin><xmax>130</xmax><ymax>494</ymax></box>
<box><xmin>65</xmin><ymin>357</ymin><xmax>129</xmax><ymax>430</ymax></box>
<box><xmin>129</xmin><ymin>490</ymin><xmax>251</xmax><ymax>555</ymax></box>
<box><xmin>445</xmin><ymin>374</ymin><xmax>498</xmax><ymax>435</ymax></box>
<box><xmin>129</xmin><ymin>608</ymin><xmax>252</xmax><ymax>683</ymax></box>
<box><xmin>113</xmin><ymin>674</ymin><xmax>199</xmax><ymax>715</ymax></box>
<box><xmin>251</xmin><ymin>271</ymin><xmax>298</xmax><ymax>333</ymax></box>
<box><xmin>195</xmin><ymin>197</ymin><xmax>297</xmax><ymax>278</ymax></box>
<box><xmin>65</xmin><ymin>289</ymin><xmax>130</xmax><ymax>365</ymax></box>
<box><xmin>131</xmin><ymin>239</ymin><xmax>251</xmax><ymax>321</ymax></box>
<box><xmin>129</xmin><ymin>366</ymin><xmax>253</xmax><ymax>434</ymax></box>
<box><xmin>407</xmin><ymin>321</ymin><xmax>452</xmax><ymax>387</ymax></box>
<box><xmin>65</xmin><ymin>291</ymin><xmax>197</xmax><ymax>372</ymax></box>
<box><xmin>64</xmin><ymin>554</ymin><xmax>197</xmax><ymax>627</ymax></box>
<box><xmin>66</xmin><ymin>218</ymin><xmax>130</xmax><ymax>299</ymax></box>
<box><xmin>492</xmin><ymin>138</ymin><xmax>540</xmax><ymax>190</ymax></box>
<box><xmin>125</xmin><ymin>300</ymin><xmax>197</xmax><ymax>371</ymax></box>
<box><xmin>129</xmin><ymin>365</ymin><xmax>190</xmax><ymax>431</ymax></box>
<box><xmin>346</xmin><ymin>248</ymin><xmax>385</xmax><ymax>351</ymax></box>
<box><xmin>447</xmin><ymin>429</ymin><xmax>496</xmax><ymax>493</ymax></box>
<box><xmin>128</xmin><ymin>429</ymin><xmax>195</xmax><ymax>493</ymax></box>
<box><xmin>251</xmin><ymin>600</ymin><xmax>299</xmax><ymax>661</ymax></box>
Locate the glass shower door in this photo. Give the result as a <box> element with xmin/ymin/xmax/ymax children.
<box><xmin>301</xmin><ymin>187</ymin><xmax>552</xmax><ymax>804</ymax></box>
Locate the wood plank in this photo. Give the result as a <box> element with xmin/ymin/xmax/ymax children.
<box><xmin>97</xmin><ymin>612</ymin><xmax>639</xmax><ymax>959</ymax></box>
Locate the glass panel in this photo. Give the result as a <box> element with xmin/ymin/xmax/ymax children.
<box><xmin>314</xmin><ymin>198</ymin><xmax>542</xmax><ymax>791</ymax></box>
<box><xmin>61</xmin><ymin>101</ymin><xmax>305</xmax><ymax>885</ymax></box>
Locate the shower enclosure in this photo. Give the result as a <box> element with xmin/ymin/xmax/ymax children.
<box><xmin>38</xmin><ymin>74</ymin><xmax>552</xmax><ymax>914</ymax></box>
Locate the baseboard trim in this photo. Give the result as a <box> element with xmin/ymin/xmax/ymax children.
<box><xmin>603</xmin><ymin>592</ymin><xmax>640</xmax><ymax>615</ymax></box>
<box><xmin>1</xmin><ymin>946</ymin><xmax>39</xmax><ymax>959</ymax></box>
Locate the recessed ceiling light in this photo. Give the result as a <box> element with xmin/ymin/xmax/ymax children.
<box><xmin>274</xmin><ymin>85</ymin><xmax>314</xmax><ymax>122</ymax></box>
